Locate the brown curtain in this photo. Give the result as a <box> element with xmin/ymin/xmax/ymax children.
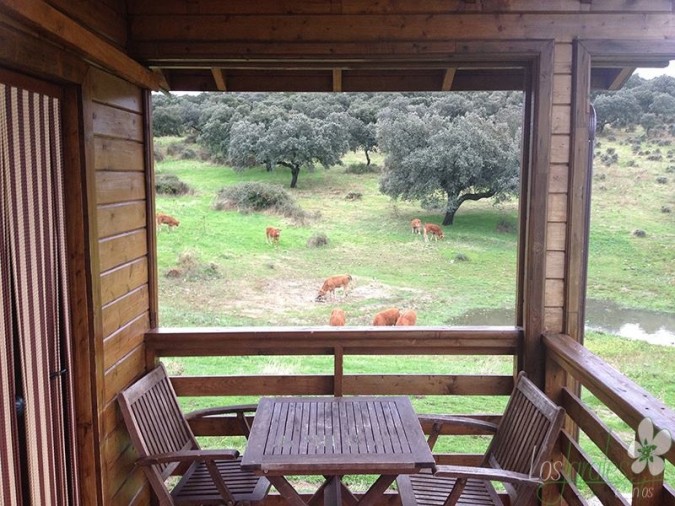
<box><xmin>0</xmin><ymin>82</ymin><xmax>78</xmax><ymax>505</ymax></box>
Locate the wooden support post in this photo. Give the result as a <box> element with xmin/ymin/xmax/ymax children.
<box><xmin>334</xmin><ymin>345</ymin><xmax>343</xmax><ymax>397</ymax></box>
<box><xmin>332</xmin><ymin>69</ymin><xmax>342</xmax><ymax>92</ymax></box>
<box><xmin>441</xmin><ymin>68</ymin><xmax>456</xmax><ymax>91</ymax></box>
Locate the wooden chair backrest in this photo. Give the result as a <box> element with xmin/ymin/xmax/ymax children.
<box><xmin>118</xmin><ymin>364</ymin><xmax>199</xmax><ymax>482</ymax></box>
<box><xmin>485</xmin><ymin>372</ymin><xmax>565</xmax><ymax>503</ymax></box>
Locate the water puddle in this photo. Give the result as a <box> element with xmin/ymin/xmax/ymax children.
<box><xmin>451</xmin><ymin>299</ymin><xmax>675</xmax><ymax>346</ymax></box>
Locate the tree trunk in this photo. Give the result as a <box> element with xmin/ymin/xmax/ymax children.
<box><xmin>443</xmin><ymin>190</ymin><xmax>496</xmax><ymax>225</ymax></box>
<box><xmin>365</xmin><ymin>149</ymin><xmax>371</xmax><ymax>166</ymax></box>
<box><xmin>290</xmin><ymin>165</ymin><xmax>300</xmax><ymax>188</ymax></box>
<box><xmin>265</xmin><ymin>160</ymin><xmax>273</xmax><ymax>172</ymax></box>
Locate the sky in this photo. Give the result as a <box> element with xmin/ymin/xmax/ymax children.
<box><xmin>635</xmin><ymin>61</ymin><xmax>675</xmax><ymax>79</ymax></box>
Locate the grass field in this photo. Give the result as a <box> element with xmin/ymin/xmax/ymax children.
<box><xmin>154</xmin><ymin>129</ymin><xmax>674</xmax><ymax>492</ymax></box>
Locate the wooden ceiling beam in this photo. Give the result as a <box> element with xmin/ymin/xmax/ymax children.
<box><xmin>0</xmin><ymin>0</ymin><xmax>161</xmax><ymax>90</ymax></box>
<box><xmin>211</xmin><ymin>68</ymin><xmax>227</xmax><ymax>91</ymax></box>
<box><xmin>607</xmin><ymin>67</ymin><xmax>636</xmax><ymax>91</ymax></box>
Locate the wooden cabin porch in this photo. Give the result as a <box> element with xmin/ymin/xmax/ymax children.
<box><xmin>0</xmin><ymin>1</ymin><xmax>674</xmax><ymax>505</ymax></box>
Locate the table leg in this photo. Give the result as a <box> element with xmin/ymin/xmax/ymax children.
<box><xmin>266</xmin><ymin>476</ymin><xmax>308</xmax><ymax>506</ymax></box>
<box><xmin>324</xmin><ymin>476</ymin><xmax>342</xmax><ymax>506</ymax></box>
<box><xmin>356</xmin><ymin>475</ymin><xmax>396</xmax><ymax>506</ymax></box>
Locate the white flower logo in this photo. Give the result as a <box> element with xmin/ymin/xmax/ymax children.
<box><xmin>628</xmin><ymin>418</ymin><xmax>672</xmax><ymax>476</ymax></box>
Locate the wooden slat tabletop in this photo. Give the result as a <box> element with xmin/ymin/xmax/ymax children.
<box><xmin>242</xmin><ymin>396</ymin><xmax>435</xmax><ymax>476</ymax></box>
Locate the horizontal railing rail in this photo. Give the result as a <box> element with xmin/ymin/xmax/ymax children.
<box><xmin>544</xmin><ymin>333</ymin><xmax>675</xmax><ymax>506</ymax></box>
<box><xmin>145</xmin><ymin>326</ymin><xmax>521</xmax><ymax>469</ymax></box>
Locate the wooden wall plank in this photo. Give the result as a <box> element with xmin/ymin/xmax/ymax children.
<box><xmin>103</xmin><ymin>345</ymin><xmax>145</xmax><ymax>405</ymax></box>
<box><xmin>98</xmin><ymin>229</ymin><xmax>148</xmax><ymax>273</ymax></box>
<box><xmin>127</xmin><ymin>0</ymin><xmax>675</xmax><ymax>15</ymax></box>
<box><xmin>103</xmin><ymin>313</ymin><xmax>149</xmax><ymax>371</ymax></box>
<box><xmin>89</xmin><ymin>67</ymin><xmax>143</xmax><ymax>112</ymax></box>
<box><xmin>554</xmin><ymin>43</ymin><xmax>573</xmax><ymax>75</ymax></box>
<box><xmin>128</xmin><ymin>13</ymin><xmax>675</xmax><ymax>44</ymax></box>
<box><xmin>546</xmin><ymin>251</ymin><xmax>566</xmax><ymax>279</ymax></box>
<box><xmin>551</xmin><ymin>134</ymin><xmax>571</xmax><ymax>164</ymax></box>
<box><xmin>97</xmin><ymin>202</ymin><xmax>146</xmax><ymax>239</ymax></box>
<box><xmin>99</xmin><ymin>258</ymin><xmax>148</xmax><ymax>306</ymax></box>
<box><xmin>547</xmin><ymin>194</ymin><xmax>568</xmax><ymax>223</ymax></box>
<box><xmin>552</xmin><ymin>104</ymin><xmax>571</xmax><ymax>134</ymax></box>
<box><xmin>547</xmin><ymin>222</ymin><xmax>567</xmax><ymax>251</ymax></box>
<box><xmin>94</xmin><ymin>137</ymin><xmax>144</xmax><ymax>172</ymax></box>
<box><xmin>549</xmin><ymin>164</ymin><xmax>569</xmax><ymax>193</ymax></box>
<box><xmin>92</xmin><ymin>103</ymin><xmax>143</xmax><ymax>141</ymax></box>
<box><xmin>101</xmin><ymin>285</ymin><xmax>149</xmax><ymax>338</ymax></box>
<box><xmin>544</xmin><ymin>307</ymin><xmax>564</xmax><ymax>333</ymax></box>
<box><xmin>553</xmin><ymin>74</ymin><xmax>572</xmax><ymax>105</ymax></box>
<box><xmin>95</xmin><ymin>171</ymin><xmax>145</xmax><ymax>205</ymax></box>
<box><xmin>545</xmin><ymin>279</ymin><xmax>565</xmax><ymax>309</ymax></box>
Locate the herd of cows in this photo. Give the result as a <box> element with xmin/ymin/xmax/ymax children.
<box><xmin>157</xmin><ymin>212</ymin><xmax>438</xmax><ymax>326</ymax></box>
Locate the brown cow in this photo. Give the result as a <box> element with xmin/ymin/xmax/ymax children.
<box><xmin>395</xmin><ymin>310</ymin><xmax>417</xmax><ymax>326</ymax></box>
<box><xmin>329</xmin><ymin>308</ymin><xmax>346</xmax><ymax>326</ymax></box>
<box><xmin>424</xmin><ymin>223</ymin><xmax>444</xmax><ymax>241</ymax></box>
<box><xmin>410</xmin><ymin>218</ymin><xmax>422</xmax><ymax>235</ymax></box>
<box><xmin>156</xmin><ymin>212</ymin><xmax>180</xmax><ymax>228</ymax></box>
<box><xmin>372</xmin><ymin>308</ymin><xmax>400</xmax><ymax>326</ymax></box>
<box><xmin>266</xmin><ymin>226</ymin><xmax>281</xmax><ymax>244</ymax></box>
<box><xmin>316</xmin><ymin>274</ymin><xmax>352</xmax><ymax>302</ymax></box>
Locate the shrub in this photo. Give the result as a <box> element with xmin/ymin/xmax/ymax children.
<box><xmin>214</xmin><ymin>182</ymin><xmax>311</xmax><ymax>222</ymax></box>
<box><xmin>345</xmin><ymin>163</ymin><xmax>380</xmax><ymax>174</ymax></box>
<box><xmin>345</xmin><ymin>191</ymin><xmax>363</xmax><ymax>200</ymax></box>
<box><xmin>307</xmin><ymin>233</ymin><xmax>329</xmax><ymax>248</ymax></box>
<box><xmin>632</xmin><ymin>229</ymin><xmax>647</xmax><ymax>238</ymax></box>
<box><xmin>180</xmin><ymin>148</ymin><xmax>198</xmax><ymax>160</ymax></box>
<box><xmin>656</xmin><ymin>176</ymin><xmax>668</xmax><ymax>184</ymax></box>
<box><xmin>496</xmin><ymin>218</ymin><xmax>517</xmax><ymax>234</ymax></box>
<box><xmin>154</xmin><ymin>147</ymin><xmax>165</xmax><ymax>163</ymax></box>
<box><xmin>164</xmin><ymin>250</ymin><xmax>221</xmax><ymax>281</ymax></box>
<box><xmin>454</xmin><ymin>253</ymin><xmax>470</xmax><ymax>262</ymax></box>
<box><xmin>155</xmin><ymin>173</ymin><xmax>192</xmax><ymax>196</ymax></box>
<box><xmin>661</xmin><ymin>206</ymin><xmax>672</xmax><ymax>214</ymax></box>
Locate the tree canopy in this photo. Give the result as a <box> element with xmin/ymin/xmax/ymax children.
<box><xmin>377</xmin><ymin>104</ymin><xmax>521</xmax><ymax>225</ymax></box>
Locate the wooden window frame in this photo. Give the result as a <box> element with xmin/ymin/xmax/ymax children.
<box><xmin>566</xmin><ymin>40</ymin><xmax>675</xmax><ymax>344</ymax></box>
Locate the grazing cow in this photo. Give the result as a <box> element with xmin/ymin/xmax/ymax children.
<box><xmin>395</xmin><ymin>310</ymin><xmax>417</xmax><ymax>326</ymax></box>
<box><xmin>156</xmin><ymin>212</ymin><xmax>180</xmax><ymax>228</ymax></box>
<box><xmin>316</xmin><ymin>274</ymin><xmax>353</xmax><ymax>302</ymax></box>
<box><xmin>424</xmin><ymin>223</ymin><xmax>444</xmax><ymax>241</ymax></box>
<box><xmin>372</xmin><ymin>308</ymin><xmax>400</xmax><ymax>326</ymax></box>
<box><xmin>410</xmin><ymin>218</ymin><xmax>422</xmax><ymax>234</ymax></box>
<box><xmin>329</xmin><ymin>308</ymin><xmax>346</xmax><ymax>326</ymax></box>
<box><xmin>266</xmin><ymin>226</ymin><xmax>281</xmax><ymax>244</ymax></box>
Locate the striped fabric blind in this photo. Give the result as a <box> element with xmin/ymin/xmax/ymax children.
<box><xmin>0</xmin><ymin>83</ymin><xmax>79</xmax><ymax>505</ymax></box>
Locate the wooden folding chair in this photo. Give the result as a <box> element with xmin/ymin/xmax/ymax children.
<box><xmin>397</xmin><ymin>372</ymin><xmax>565</xmax><ymax>506</ymax></box>
<box><xmin>118</xmin><ymin>364</ymin><xmax>270</xmax><ymax>505</ymax></box>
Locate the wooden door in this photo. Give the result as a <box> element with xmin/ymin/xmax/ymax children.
<box><xmin>0</xmin><ymin>72</ymin><xmax>79</xmax><ymax>506</ymax></box>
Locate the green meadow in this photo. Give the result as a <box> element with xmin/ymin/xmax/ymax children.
<box><xmin>154</xmin><ymin>131</ymin><xmax>674</xmax><ymax>491</ymax></box>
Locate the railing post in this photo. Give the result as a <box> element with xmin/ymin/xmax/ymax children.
<box><xmin>334</xmin><ymin>345</ymin><xmax>343</xmax><ymax>397</ymax></box>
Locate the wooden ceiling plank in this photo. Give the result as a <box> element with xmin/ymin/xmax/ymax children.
<box><xmin>211</xmin><ymin>67</ymin><xmax>227</xmax><ymax>91</ymax></box>
<box><xmin>441</xmin><ymin>68</ymin><xmax>456</xmax><ymax>91</ymax></box>
<box><xmin>0</xmin><ymin>0</ymin><xmax>160</xmax><ymax>90</ymax></box>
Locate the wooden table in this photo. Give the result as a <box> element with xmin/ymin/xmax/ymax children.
<box><xmin>241</xmin><ymin>396</ymin><xmax>435</xmax><ymax>506</ymax></box>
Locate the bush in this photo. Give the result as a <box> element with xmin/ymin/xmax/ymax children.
<box><xmin>154</xmin><ymin>147</ymin><xmax>165</xmax><ymax>163</ymax></box>
<box><xmin>496</xmin><ymin>218</ymin><xmax>517</xmax><ymax>234</ymax></box>
<box><xmin>180</xmin><ymin>148</ymin><xmax>198</xmax><ymax>160</ymax></box>
<box><xmin>307</xmin><ymin>233</ymin><xmax>329</xmax><ymax>248</ymax></box>
<box><xmin>656</xmin><ymin>176</ymin><xmax>668</xmax><ymax>184</ymax></box>
<box><xmin>164</xmin><ymin>250</ymin><xmax>221</xmax><ymax>281</ymax></box>
<box><xmin>454</xmin><ymin>253</ymin><xmax>470</xmax><ymax>262</ymax></box>
<box><xmin>155</xmin><ymin>173</ymin><xmax>192</xmax><ymax>196</ymax></box>
<box><xmin>345</xmin><ymin>163</ymin><xmax>381</xmax><ymax>174</ymax></box>
<box><xmin>214</xmin><ymin>182</ymin><xmax>311</xmax><ymax>222</ymax></box>
<box><xmin>661</xmin><ymin>206</ymin><xmax>672</xmax><ymax>214</ymax></box>
<box><xmin>632</xmin><ymin>229</ymin><xmax>647</xmax><ymax>238</ymax></box>
<box><xmin>345</xmin><ymin>191</ymin><xmax>363</xmax><ymax>200</ymax></box>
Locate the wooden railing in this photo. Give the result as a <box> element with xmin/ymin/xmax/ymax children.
<box><xmin>544</xmin><ymin>334</ymin><xmax>675</xmax><ymax>506</ymax></box>
<box><xmin>145</xmin><ymin>326</ymin><xmax>520</xmax><ymax>467</ymax></box>
<box><xmin>144</xmin><ymin>327</ymin><xmax>675</xmax><ymax>505</ymax></box>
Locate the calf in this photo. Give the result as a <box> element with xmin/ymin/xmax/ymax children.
<box><xmin>316</xmin><ymin>274</ymin><xmax>353</xmax><ymax>302</ymax></box>
<box><xmin>372</xmin><ymin>308</ymin><xmax>400</xmax><ymax>326</ymax></box>
<box><xmin>329</xmin><ymin>308</ymin><xmax>346</xmax><ymax>326</ymax></box>
<box><xmin>156</xmin><ymin>212</ymin><xmax>180</xmax><ymax>228</ymax></box>
<box><xmin>395</xmin><ymin>310</ymin><xmax>417</xmax><ymax>326</ymax></box>
<box><xmin>424</xmin><ymin>223</ymin><xmax>444</xmax><ymax>241</ymax></box>
<box><xmin>266</xmin><ymin>226</ymin><xmax>281</xmax><ymax>244</ymax></box>
<box><xmin>410</xmin><ymin>218</ymin><xmax>422</xmax><ymax>234</ymax></box>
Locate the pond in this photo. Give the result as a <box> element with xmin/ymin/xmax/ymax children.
<box><xmin>451</xmin><ymin>299</ymin><xmax>675</xmax><ymax>346</ymax></box>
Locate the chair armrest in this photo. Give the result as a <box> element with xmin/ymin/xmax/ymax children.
<box><xmin>137</xmin><ymin>449</ymin><xmax>240</xmax><ymax>466</ymax></box>
<box><xmin>418</xmin><ymin>415</ymin><xmax>499</xmax><ymax>433</ymax></box>
<box><xmin>185</xmin><ymin>404</ymin><xmax>258</xmax><ymax>420</ymax></box>
<box><xmin>433</xmin><ymin>465</ymin><xmax>543</xmax><ymax>487</ymax></box>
